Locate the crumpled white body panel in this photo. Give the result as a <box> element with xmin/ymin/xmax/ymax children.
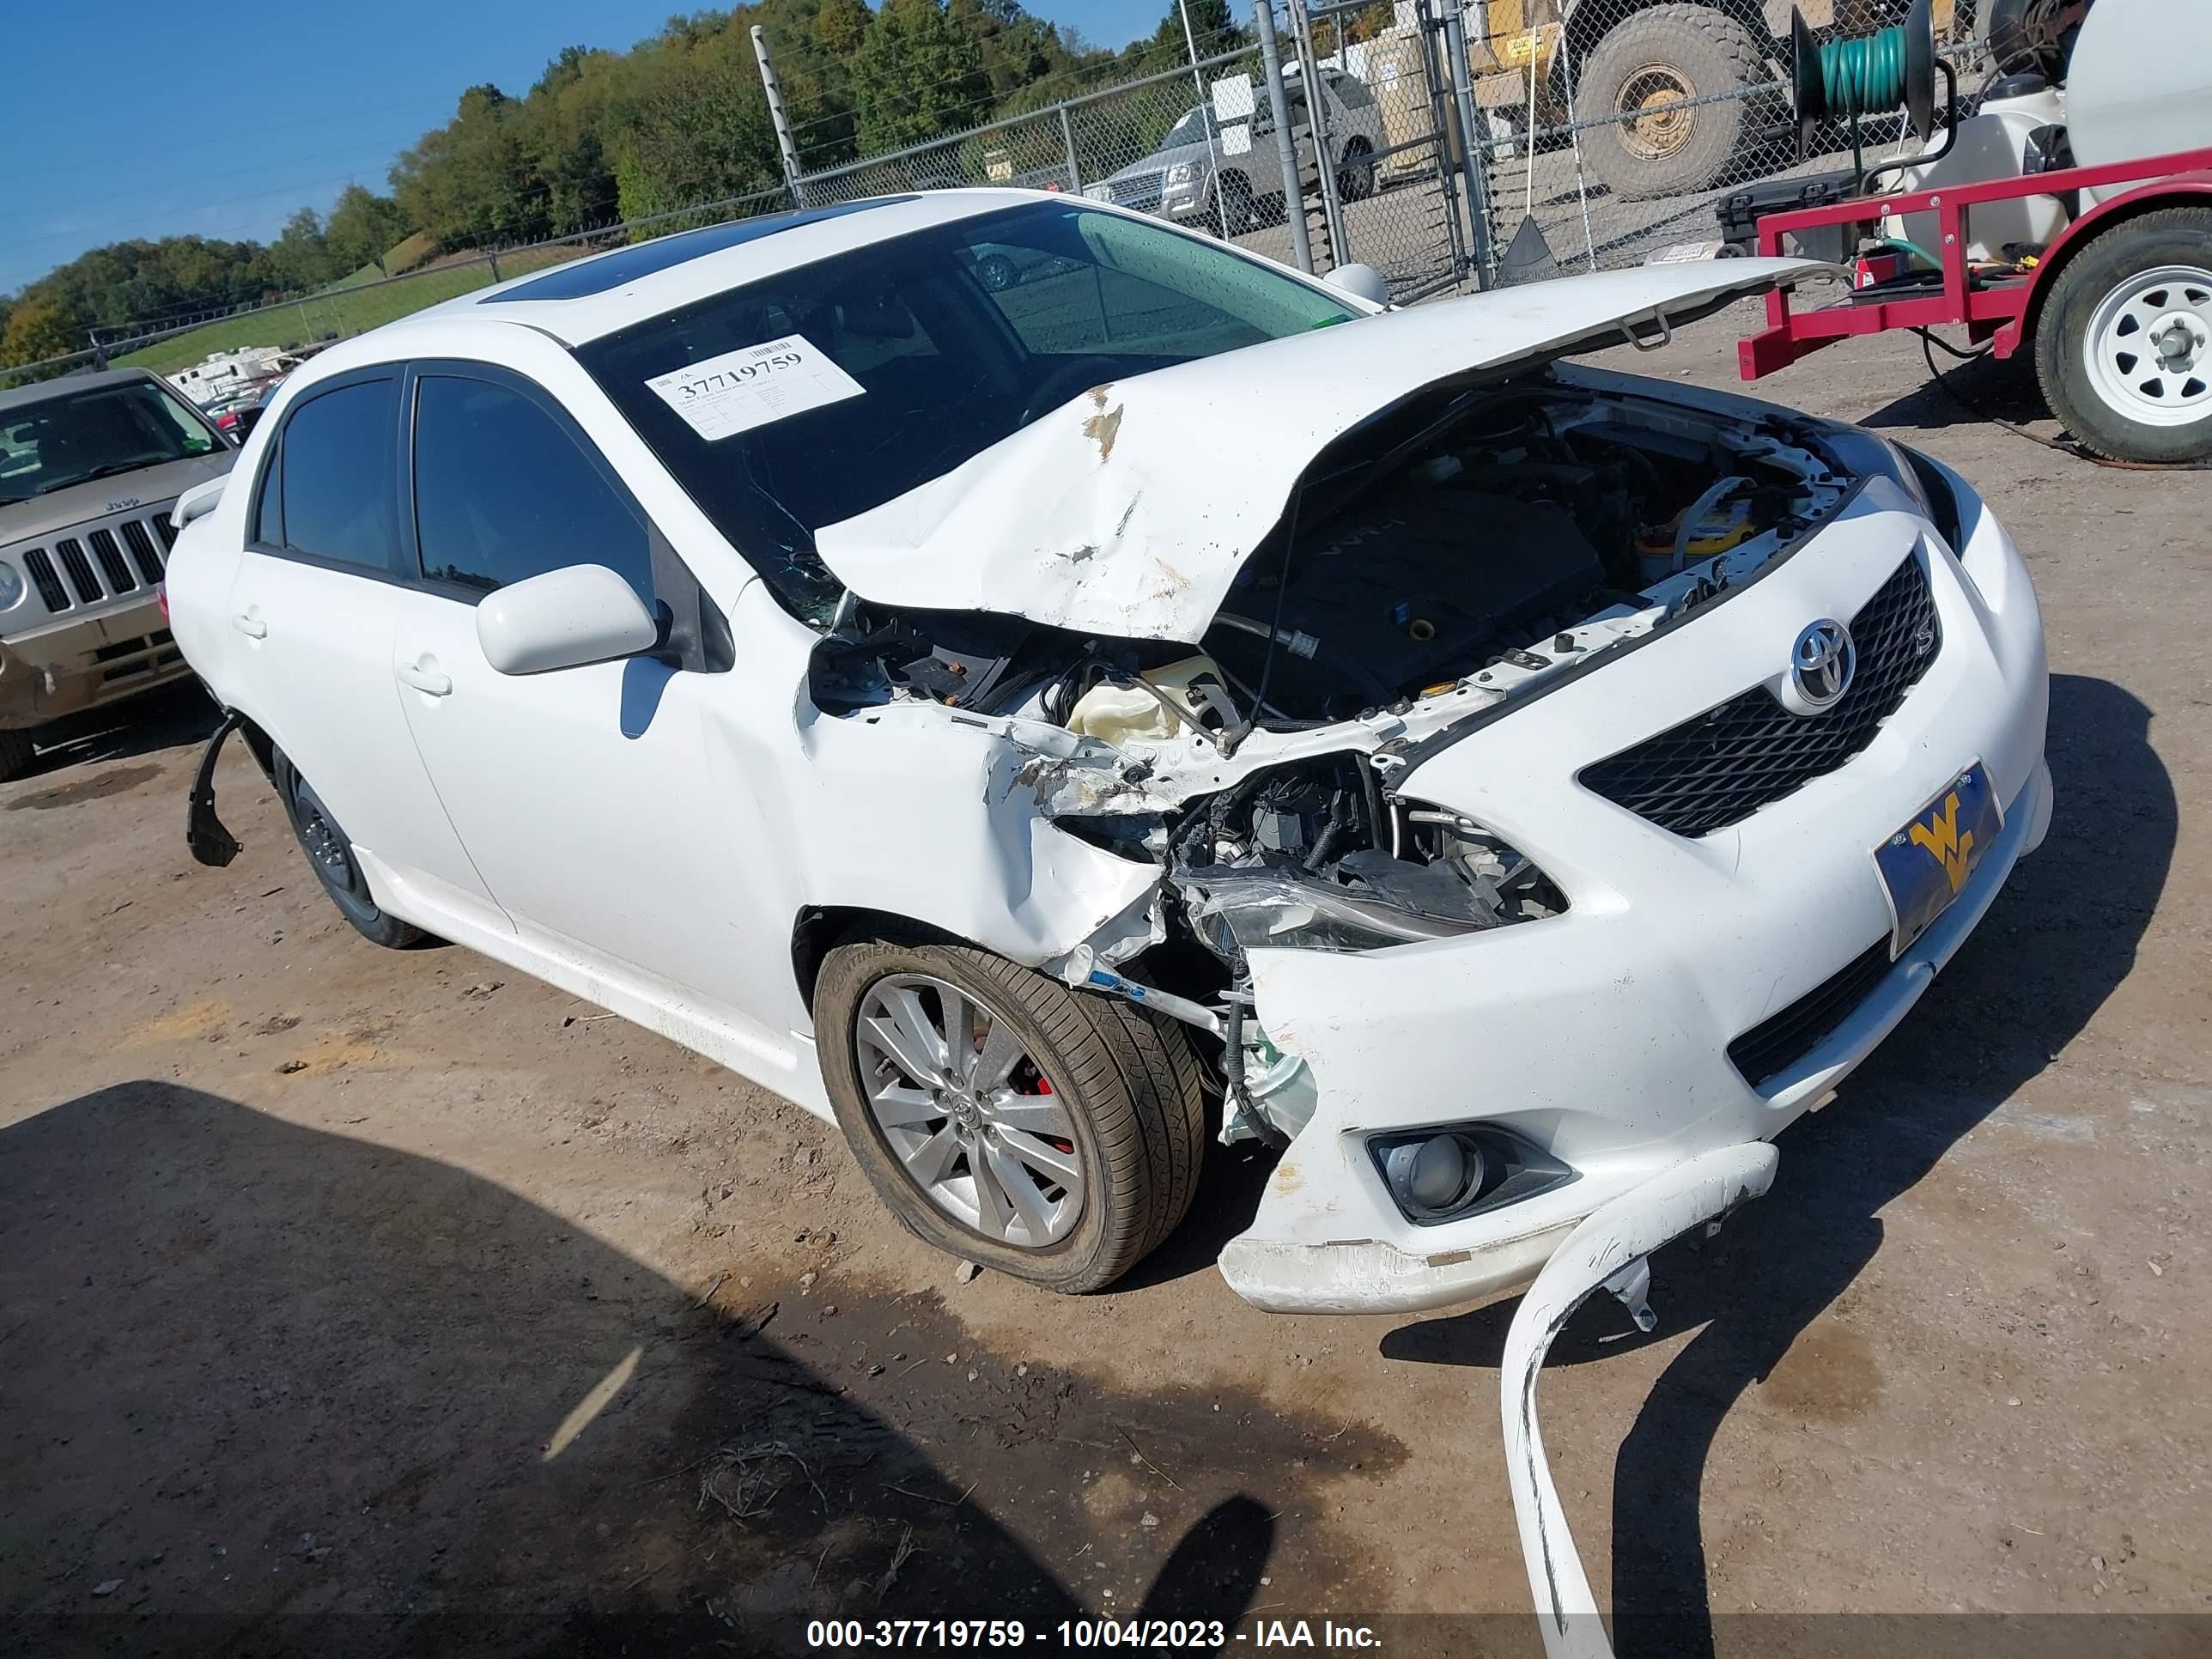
<box><xmin>813</xmin><ymin>260</ymin><xmax>1833</xmax><ymax>641</ymax></box>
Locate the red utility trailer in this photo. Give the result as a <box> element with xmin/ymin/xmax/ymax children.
<box><xmin>1739</xmin><ymin>144</ymin><xmax>2212</xmax><ymax>462</ymax></box>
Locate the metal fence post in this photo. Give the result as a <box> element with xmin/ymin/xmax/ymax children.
<box><xmin>751</xmin><ymin>25</ymin><xmax>808</xmax><ymax>208</ymax></box>
<box><xmin>1289</xmin><ymin>5</ymin><xmax>1350</xmax><ymax>270</ymax></box>
<box><xmin>1060</xmin><ymin>105</ymin><xmax>1083</xmax><ymax>194</ymax></box>
<box><xmin>1438</xmin><ymin>0</ymin><xmax>1492</xmax><ymax>289</ymax></box>
<box><xmin>1254</xmin><ymin>2</ymin><xmax>1316</xmax><ymax>275</ymax></box>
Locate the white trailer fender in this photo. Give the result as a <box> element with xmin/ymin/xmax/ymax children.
<box><xmin>1500</xmin><ymin>1140</ymin><xmax>1779</xmax><ymax>1659</ymax></box>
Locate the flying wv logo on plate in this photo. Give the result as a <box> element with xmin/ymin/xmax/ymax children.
<box><xmin>1908</xmin><ymin>789</ymin><xmax>1975</xmax><ymax>896</ymax></box>
<box><xmin>1875</xmin><ymin>762</ymin><xmax>2002</xmax><ymax>958</ymax></box>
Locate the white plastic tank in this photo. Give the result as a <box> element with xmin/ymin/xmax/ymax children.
<box><xmin>1883</xmin><ymin>88</ymin><xmax>2070</xmax><ymax>261</ymax></box>
<box><xmin>2067</xmin><ymin>0</ymin><xmax>2212</xmax><ymax>201</ymax></box>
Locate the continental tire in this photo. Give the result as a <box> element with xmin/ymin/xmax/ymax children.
<box><xmin>816</xmin><ymin>937</ymin><xmax>1206</xmax><ymax>1293</ymax></box>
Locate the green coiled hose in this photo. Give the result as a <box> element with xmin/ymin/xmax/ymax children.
<box><xmin>1814</xmin><ymin>24</ymin><xmax>1912</xmax><ymax>118</ymax></box>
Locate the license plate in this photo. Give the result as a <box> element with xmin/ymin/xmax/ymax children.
<box><xmin>1874</xmin><ymin>762</ymin><xmax>2003</xmax><ymax>958</ymax></box>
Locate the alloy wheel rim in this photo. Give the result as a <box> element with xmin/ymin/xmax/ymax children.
<box><xmin>2085</xmin><ymin>264</ymin><xmax>2212</xmax><ymax>428</ymax></box>
<box><xmin>854</xmin><ymin>974</ymin><xmax>1084</xmax><ymax>1248</ymax></box>
<box><xmin>1614</xmin><ymin>66</ymin><xmax>1697</xmax><ymax>161</ymax></box>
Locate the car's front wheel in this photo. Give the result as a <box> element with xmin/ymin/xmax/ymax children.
<box><xmin>816</xmin><ymin>937</ymin><xmax>1205</xmax><ymax>1293</ymax></box>
<box><xmin>0</xmin><ymin>728</ymin><xmax>33</xmax><ymax>784</ymax></box>
<box><xmin>273</xmin><ymin>753</ymin><xmax>428</xmax><ymax>949</ymax></box>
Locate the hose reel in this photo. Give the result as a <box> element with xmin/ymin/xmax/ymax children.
<box><xmin>1788</xmin><ymin>0</ymin><xmax>1956</xmax><ymax>185</ymax></box>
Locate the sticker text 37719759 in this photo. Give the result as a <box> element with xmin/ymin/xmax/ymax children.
<box><xmin>643</xmin><ymin>333</ymin><xmax>865</xmax><ymax>442</ymax></box>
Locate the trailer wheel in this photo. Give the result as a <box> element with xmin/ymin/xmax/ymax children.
<box><xmin>1572</xmin><ymin>5</ymin><xmax>1765</xmax><ymax>201</ymax></box>
<box><xmin>2038</xmin><ymin>206</ymin><xmax>2212</xmax><ymax>463</ymax></box>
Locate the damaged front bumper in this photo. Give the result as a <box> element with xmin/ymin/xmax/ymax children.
<box><xmin>0</xmin><ymin>599</ymin><xmax>191</xmax><ymax>730</ymax></box>
<box><xmin>1215</xmin><ymin>484</ymin><xmax>2051</xmax><ymax>1315</ymax></box>
<box><xmin>1501</xmin><ymin>1142</ymin><xmax>1779</xmax><ymax>1659</ymax></box>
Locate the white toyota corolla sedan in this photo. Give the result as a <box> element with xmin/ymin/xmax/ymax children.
<box><xmin>167</xmin><ymin>189</ymin><xmax>2050</xmax><ymax>1312</ymax></box>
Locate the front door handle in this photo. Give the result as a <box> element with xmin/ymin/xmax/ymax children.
<box><xmin>397</xmin><ymin>662</ymin><xmax>453</xmax><ymax>697</ymax></box>
<box><xmin>232</xmin><ymin>613</ymin><xmax>267</xmax><ymax>639</ymax></box>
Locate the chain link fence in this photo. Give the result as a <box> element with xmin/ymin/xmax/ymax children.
<box><xmin>1461</xmin><ymin>0</ymin><xmax>1990</xmax><ymax>282</ymax></box>
<box><xmin>770</xmin><ymin>1</ymin><xmax>1990</xmax><ymax>308</ymax></box>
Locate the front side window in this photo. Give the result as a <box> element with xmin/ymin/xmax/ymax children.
<box><xmin>0</xmin><ymin>380</ymin><xmax>221</xmax><ymax>505</ymax></box>
<box><xmin>276</xmin><ymin>380</ymin><xmax>398</xmax><ymax>571</ymax></box>
<box><xmin>411</xmin><ymin>375</ymin><xmax>653</xmax><ymax>605</ymax></box>
<box><xmin>577</xmin><ymin>200</ymin><xmax>1352</xmax><ymax>623</ymax></box>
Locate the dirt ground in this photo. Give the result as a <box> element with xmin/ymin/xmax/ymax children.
<box><xmin>3</xmin><ymin>313</ymin><xmax>2208</xmax><ymax>1659</ymax></box>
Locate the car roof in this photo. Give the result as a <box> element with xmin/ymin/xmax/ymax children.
<box><xmin>404</xmin><ymin>189</ymin><xmax>1056</xmax><ymax>351</ymax></box>
<box><xmin>0</xmin><ymin>367</ymin><xmax>165</xmax><ymax>419</ymax></box>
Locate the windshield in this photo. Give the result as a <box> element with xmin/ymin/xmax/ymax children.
<box><xmin>1163</xmin><ymin>106</ymin><xmax>1220</xmax><ymax>147</ymax></box>
<box><xmin>0</xmin><ymin>380</ymin><xmax>221</xmax><ymax>503</ymax></box>
<box><xmin>578</xmin><ymin>200</ymin><xmax>1353</xmax><ymax>623</ymax></box>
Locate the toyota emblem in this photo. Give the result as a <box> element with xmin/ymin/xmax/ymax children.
<box><xmin>1784</xmin><ymin>618</ymin><xmax>1856</xmax><ymax>715</ymax></box>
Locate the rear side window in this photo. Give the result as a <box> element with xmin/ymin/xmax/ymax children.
<box><xmin>410</xmin><ymin>375</ymin><xmax>653</xmax><ymax>604</ymax></box>
<box><xmin>275</xmin><ymin>380</ymin><xmax>398</xmax><ymax>571</ymax></box>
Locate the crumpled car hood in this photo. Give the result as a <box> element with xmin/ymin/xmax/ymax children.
<box><xmin>812</xmin><ymin>258</ymin><xmax>1837</xmax><ymax>642</ymax></box>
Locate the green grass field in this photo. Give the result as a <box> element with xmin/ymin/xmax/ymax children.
<box><xmin>117</xmin><ymin>244</ymin><xmax>581</xmax><ymax>376</ymax></box>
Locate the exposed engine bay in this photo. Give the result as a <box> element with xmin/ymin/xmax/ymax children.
<box><xmin>807</xmin><ymin>370</ymin><xmax>1850</xmax><ymax>1141</ymax></box>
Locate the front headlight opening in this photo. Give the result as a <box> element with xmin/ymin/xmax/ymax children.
<box><xmin>1172</xmin><ymin>757</ymin><xmax>1568</xmax><ymax>963</ymax></box>
<box><xmin>0</xmin><ymin>562</ymin><xmax>23</xmax><ymax>611</ymax></box>
<box><xmin>1166</xmin><ymin>162</ymin><xmax>1194</xmax><ymax>185</ymax></box>
<box><xmin>1369</xmin><ymin>1127</ymin><xmax>1576</xmax><ymax>1226</ymax></box>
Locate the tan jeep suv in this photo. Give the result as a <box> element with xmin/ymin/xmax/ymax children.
<box><xmin>0</xmin><ymin>369</ymin><xmax>235</xmax><ymax>780</ymax></box>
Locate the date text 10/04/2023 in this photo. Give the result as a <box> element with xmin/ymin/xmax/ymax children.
<box><xmin>805</xmin><ymin>1620</ymin><xmax>1384</xmax><ymax>1650</ymax></box>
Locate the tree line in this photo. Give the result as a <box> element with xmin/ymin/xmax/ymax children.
<box><xmin>3</xmin><ymin>0</ymin><xmax>1249</xmax><ymax>374</ymax></box>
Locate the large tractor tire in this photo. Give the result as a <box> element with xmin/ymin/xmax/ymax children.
<box><xmin>1572</xmin><ymin>4</ymin><xmax>1765</xmax><ymax>200</ymax></box>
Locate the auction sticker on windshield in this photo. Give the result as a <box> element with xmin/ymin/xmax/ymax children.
<box><xmin>644</xmin><ymin>334</ymin><xmax>864</xmax><ymax>441</ymax></box>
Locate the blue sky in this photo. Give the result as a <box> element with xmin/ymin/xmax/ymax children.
<box><xmin>3</xmin><ymin>0</ymin><xmax>1169</xmax><ymax>297</ymax></box>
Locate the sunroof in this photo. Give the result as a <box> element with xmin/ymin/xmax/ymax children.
<box><xmin>487</xmin><ymin>198</ymin><xmax>918</xmax><ymax>303</ymax></box>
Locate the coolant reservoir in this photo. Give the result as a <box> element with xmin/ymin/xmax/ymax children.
<box><xmin>1066</xmin><ymin>654</ymin><xmax>1225</xmax><ymax>744</ymax></box>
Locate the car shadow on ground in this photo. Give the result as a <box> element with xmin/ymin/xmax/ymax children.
<box><xmin>1856</xmin><ymin>347</ymin><xmax>2055</xmax><ymax>434</ymax></box>
<box><xmin>1376</xmin><ymin>672</ymin><xmax>2174</xmax><ymax>1656</ymax></box>
<box><xmin>0</xmin><ymin>1082</ymin><xmax>1395</xmax><ymax>1658</ymax></box>
<box><xmin>21</xmin><ymin>680</ymin><xmax>220</xmax><ymax>781</ymax></box>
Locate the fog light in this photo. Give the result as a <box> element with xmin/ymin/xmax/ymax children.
<box><xmin>1388</xmin><ymin>1133</ymin><xmax>1479</xmax><ymax>1212</ymax></box>
<box><xmin>1368</xmin><ymin>1127</ymin><xmax>1576</xmax><ymax>1227</ymax></box>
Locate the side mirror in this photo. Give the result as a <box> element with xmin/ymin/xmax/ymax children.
<box><xmin>1325</xmin><ymin>263</ymin><xmax>1393</xmax><ymax>307</ymax></box>
<box><xmin>233</xmin><ymin>406</ymin><xmax>264</xmax><ymax>441</ymax></box>
<box><xmin>476</xmin><ymin>563</ymin><xmax>659</xmax><ymax>676</ymax></box>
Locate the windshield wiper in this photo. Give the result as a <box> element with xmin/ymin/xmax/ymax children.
<box><xmin>58</xmin><ymin>459</ymin><xmax>173</xmax><ymax>487</ymax></box>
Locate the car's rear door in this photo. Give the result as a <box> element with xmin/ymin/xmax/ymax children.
<box><xmin>222</xmin><ymin>370</ymin><xmax>507</xmax><ymax>934</ymax></box>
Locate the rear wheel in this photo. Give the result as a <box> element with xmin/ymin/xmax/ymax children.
<box><xmin>274</xmin><ymin>754</ymin><xmax>428</xmax><ymax>948</ymax></box>
<box><xmin>816</xmin><ymin>937</ymin><xmax>1205</xmax><ymax>1294</ymax></box>
<box><xmin>0</xmin><ymin>728</ymin><xmax>33</xmax><ymax>784</ymax></box>
<box><xmin>1572</xmin><ymin>5</ymin><xmax>1763</xmax><ymax>200</ymax></box>
<box><xmin>1213</xmin><ymin>170</ymin><xmax>1256</xmax><ymax>237</ymax></box>
<box><xmin>2037</xmin><ymin>208</ymin><xmax>2212</xmax><ymax>463</ymax></box>
<box><xmin>1336</xmin><ymin>136</ymin><xmax>1376</xmax><ymax>203</ymax></box>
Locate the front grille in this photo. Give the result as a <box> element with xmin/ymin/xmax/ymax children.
<box><xmin>1728</xmin><ymin>937</ymin><xmax>1894</xmax><ymax>1089</ymax></box>
<box><xmin>9</xmin><ymin>506</ymin><xmax>175</xmax><ymax>615</ymax></box>
<box><xmin>118</xmin><ymin>520</ymin><xmax>164</xmax><ymax>584</ymax></box>
<box><xmin>1110</xmin><ymin>171</ymin><xmax>1164</xmax><ymax>210</ymax></box>
<box><xmin>55</xmin><ymin>538</ymin><xmax>100</xmax><ymax>604</ymax></box>
<box><xmin>1581</xmin><ymin>555</ymin><xmax>1942</xmax><ymax>837</ymax></box>
<box><xmin>88</xmin><ymin>527</ymin><xmax>135</xmax><ymax>593</ymax></box>
<box><xmin>21</xmin><ymin>548</ymin><xmax>68</xmax><ymax>611</ymax></box>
